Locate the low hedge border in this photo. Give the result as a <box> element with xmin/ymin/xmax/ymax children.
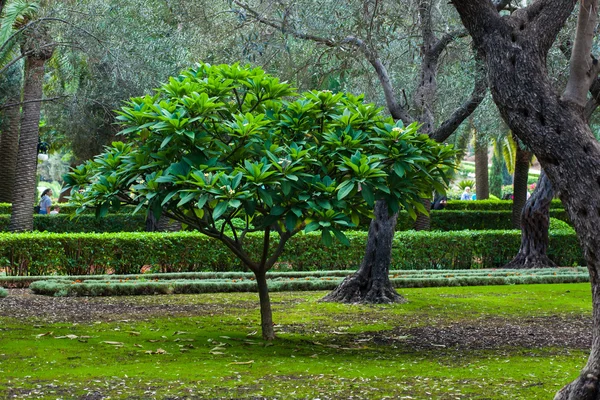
<box><xmin>0</xmin><ymin>229</ymin><xmax>584</xmax><ymax>276</ymax></box>
<box><xmin>0</xmin><ymin>287</ymin><xmax>6</xmax><ymax>297</ymax></box>
<box><xmin>27</xmin><ymin>267</ymin><xmax>589</xmax><ymax>296</ymax></box>
<box><xmin>3</xmin><ymin>267</ymin><xmax>586</xmax><ymax>288</ymax></box>
<box><xmin>0</xmin><ymin>214</ymin><xmax>146</xmax><ymax>233</ymax></box>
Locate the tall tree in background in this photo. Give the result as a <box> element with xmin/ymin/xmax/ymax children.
<box><xmin>9</xmin><ymin>23</ymin><xmax>54</xmax><ymax>231</ymax></box>
<box><xmin>452</xmin><ymin>0</ymin><xmax>600</xmax><ymax>397</ymax></box>
<box><xmin>233</xmin><ymin>0</ymin><xmax>487</xmax><ymax>303</ymax></box>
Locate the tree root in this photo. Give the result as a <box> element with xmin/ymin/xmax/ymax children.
<box><xmin>321</xmin><ymin>274</ymin><xmax>406</xmax><ymax>304</ymax></box>
<box><xmin>554</xmin><ymin>370</ymin><xmax>600</xmax><ymax>400</ymax></box>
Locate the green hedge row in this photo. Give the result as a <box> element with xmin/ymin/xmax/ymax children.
<box><xmin>394</xmin><ymin>209</ymin><xmax>571</xmax><ymax>230</ymax></box>
<box><xmin>0</xmin><ymin>203</ymin><xmax>136</xmax><ymax>215</ymax></box>
<box><xmin>0</xmin><ymin>214</ymin><xmax>146</xmax><ymax>233</ymax></box>
<box><xmin>445</xmin><ymin>199</ymin><xmax>563</xmax><ymax>210</ymax></box>
<box><xmin>27</xmin><ymin>267</ymin><xmax>589</xmax><ymax>296</ymax></box>
<box><xmin>0</xmin><ymin>287</ymin><xmax>6</xmax><ymax>297</ymax></box>
<box><xmin>0</xmin><ymin>229</ymin><xmax>583</xmax><ymax>276</ymax></box>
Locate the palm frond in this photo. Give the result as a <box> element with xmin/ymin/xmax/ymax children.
<box><xmin>0</xmin><ymin>0</ymin><xmax>40</xmax><ymax>69</ymax></box>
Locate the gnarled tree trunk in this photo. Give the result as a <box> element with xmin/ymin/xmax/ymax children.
<box><xmin>452</xmin><ymin>1</ymin><xmax>600</xmax><ymax>398</ymax></box>
<box><xmin>474</xmin><ymin>133</ymin><xmax>490</xmax><ymax>200</ymax></box>
<box><xmin>504</xmin><ymin>171</ymin><xmax>556</xmax><ymax>269</ymax></box>
<box><xmin>322</xmin><ymin>200</ymin><xmax>404</xmax><ymax>304</ymax></box>
<box><xmin>511</xmin><ymin>139</ymin><xmax>532</xmax><ymax>228</ymax></box>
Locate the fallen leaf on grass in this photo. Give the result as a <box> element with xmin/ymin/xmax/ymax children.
<box><xmin>127</xmin><ymin>331</ymin><xmax>141</xmax><ymax>336</ymax></box>
<box><xmin>102</xmin><ymin>341</ymin><xmax>124</xmax><ymax>346</ymax></box>
<box><xmin>133</xmin><ymin>344</ymin><xmax>143</xmax><ymax>348</ymax></box>
<box><xmin>144</xmin><ymin>348</ymin><xmax>167</xmax><ymax>355</ymax></box>
<box><xmin>210</xmin><ymin>346</ymin><xmax>226</xmax><ymax>352</ymax></box>
<box><xmin>35</xmin><ymin>332</ymin><xmax>53</xmax><ymax>338</ymax></box>
<box><xmin>173</xmin><ymin>331</ymin><xmax>188</xmax><ymax>335</ymax></box>
<box><xmin>246</xmin><ymin>331</ymin><xmax>258</xmax><ymax>337</ymax></box>
<box><xmin>174</xmin><ymin>338</ymin><xmax>194</xmax><ymax>342</ymax></box>
<box><xmin>55</xmin><ymin>334</ymin><xmax>79</xmax><ymax>340</ymax></box>
<box><xmin>228</xmin><ymin>360</ymin><xmax>254</xmax><ymax>365</ymax></box>
<box><xmin>210</xmin><ymin>351</ymin><xmax>226</xmax><ymax>355</ymax></box>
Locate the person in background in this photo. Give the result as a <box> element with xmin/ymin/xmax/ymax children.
<box><xmin>39</xmin><ymin>189</ymin><xmax>53</xmax><ymax>214</ymax></box>
<box><xmin>432</xmin><ymin>195</ymin><xmax>448</xmax><ymax>210</ymax></box>
<box><xmin>460</xmin><ymin>186</ymin><xmax>472</xmax><ymax>201</ymax></box>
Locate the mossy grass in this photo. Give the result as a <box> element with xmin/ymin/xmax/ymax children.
<box><xmin>0</xmin><ymin>283</ymin><xmax>590</xmax><ymax>398</ymax></box>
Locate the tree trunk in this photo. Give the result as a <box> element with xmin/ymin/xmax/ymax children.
<box><xmin>452</xmin><ymin>1</ymin><xmax>600</xmax><ymax>398</ymax></box>
<box><xmin>0</xmin><ymin>95</ymin><xmax>21</xmax><ymax>204</ymax></box>
<box><xmin>474</xmin><ymin>133</ymin><xmax>489</xmax><ymax>200</ymax></box>
<box><xmin>413</xmin><ymin>198</ymin><xmax>431</xmax><ymax>231</ymax></box>
<box><xmin>254</xmin><ymin>269</ymin><xmax>275</xmax><ymax>341</ymax></box>
<box><xmin>511</xmin><ymin>140</ymin><xmax>532</xmax><ymax>228</ymax></box>
<box><xmin>323</xmin><ymin>200</ymin><xmax>405</xmax><ymax>304</ymax></box>
<box><xmin>504</xmin><ymin>172</ymin><xmax>556</xmax><ymax>269</ymax></box>
<box><xmin>8</xmin><ymin>56</ymin><xmax>46</xmax><ymax>232</ymax></box>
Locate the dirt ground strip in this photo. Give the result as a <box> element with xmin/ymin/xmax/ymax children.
<box><xmin>0</xmin><ymin>289</ymin><xmax>592</xmax><ymax>352</ymax></box>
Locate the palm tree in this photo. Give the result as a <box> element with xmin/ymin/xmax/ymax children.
<box><xmin>0</xmin><ymin>1</ymin><xmax>39</xmax><ymax>203</ymax></box>
<box><xmin>9</xmin><ymin>15</ymin><xmax>55</xmax><ymax>231</ymax></box>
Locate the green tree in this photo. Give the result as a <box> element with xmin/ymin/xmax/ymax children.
<box><xmin>65</xmin><ymin>63</ymin><xmax>455</xmax><ymax>340</ymax></box>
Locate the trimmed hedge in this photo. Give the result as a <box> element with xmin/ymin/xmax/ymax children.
<box><xmin>0</xmin><ymin>203</ymin><xmax>136</xmax><ymax>215</ymax></box>
<box><xmin>0</xmin><ymin>229</ymin><xmax>584</xmax><ymax>276</ymax></box>
<box><xmin>445</xmin><ymin>199</ymin><xmax>563</xmax><ymax>210</ymax></box>
<box><xmin>0</xmin><ymin>287</ymin><xmax>6</xmax><ymax>297</ymax></box>
<box><xmin>395</xmin><ymin>209</ymin><xmax>571</xmax><ymax>231</ymax></box>
<box><xmin>27</xmin><ymin>267</ymin><xmax>589</xmax><ymax>296</ymax></box>
<box><xmin>0</xmin><ymin>214</ymin><xmax>146</xmax><ymax>233</ymax></box>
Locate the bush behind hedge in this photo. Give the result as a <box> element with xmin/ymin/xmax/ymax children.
<box><xmin>445</xmin><ymin>199</ymin><xmax>563</xmax><ymax>210</ymax></box>
<box><xmin>0</xmin><ymin>229</ymin><xmax>584</xmax><ymax>276</ymax></box>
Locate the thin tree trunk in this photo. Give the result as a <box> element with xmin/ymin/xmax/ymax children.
<box><xmin>511</xmin><ymin>142</ymin><xmax>532</xmax><ymax>228</ymax></box>
<box><xmin>254</xmin><ymin>269</ymin><xmax>275</xmax><ymax>341</ymax></box>
<box><xmin>504</xmin><ymin>172</ymin><xmax>556</xmax><ymax>269</ymax></box>
<box><xmin>322</xmin><ymin>200</ymin><xmax>405</xmax><ymax>304</ymax></box>
<box><xmin>474</xmin><ymin>133</ymin><xmax>489</xmax><ymax>200</ymax></box>
<box><xmin>413</xmin><ymin>198</ymin><xmax>431</xmax><ymax>231</ymax></box>
<box><xmin>0</xmin><ymin>94</ymin><xmax>21</xmax><ymax>203</ymax></box>
<box><xmin>8</xmin><ymin>56</ymin><xmax>45</xmax><ymax>232</ymax></box>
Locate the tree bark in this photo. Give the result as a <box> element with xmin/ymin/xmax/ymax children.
<box><xmin>504</xmin><ymin>171</ymin><xmax>556</xmax><ymax>269</ymax></box>
<box><xmin>254</xmin><ymin>269</ymin><xmax>275</xmax><ymax>341</ymax></box>
<box><xmin>322</xmin><ymin>200</ymin><xmax>405</xmax><ymax>304</ymax></box>
<box><xmin>0</xmin><ymin>92</ymin><xmax>21</xmax><ymax>203</ymax></box>
<box><xmin>511</xmin><ymin>138</ymin><xmax>532</xmax><ymax>228</ymax></box>
<box><xmin>452</xmin><ymin>0</ymin><xmax>600</xmax><ymax>397</ymax></box>
<box><xmin>8</xmin><ymin>56</ymin><xmax>45</xmax><ymax>232</ymax></box>
<box><xmin>474</xmin><ymin>133</ymin><xmax>489</xmax><ymax>200</ymax></box>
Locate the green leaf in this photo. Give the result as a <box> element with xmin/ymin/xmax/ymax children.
<box><xmin>285</xmin><ymin>212</ymin><xmax>298</xmax><ymax>231</ymax></box>
<box><xmin>177</xmin><ymin>192</ymin><xmax>196</xmax><ymax>207</ymax></box>
<box><xmin>212</xmin><ymin>202</ymin><xmax>228</xmax><ymax>220</ymax></box>
<box><xmin>336</xmin><ymin>180</ymin><xmax>355</xmax><ymax>200</ymax></box>
<box><xmin>321</xmin><ymin>230</ymin><xmax>333</xmax><ymax>247</ymax></box>
<box><xmin>304</xmin><ymin>221</ymin><xmax>320</xmax><ymax>233</ymax></box>
<box><xmin>361</xmin><ymin>185</ymin><xmax>374</xmax><ymax>207</ymax></box>
<box><xmin>332</xmin><ymin>229</ymin><xmax>350</xmax><ymax>246</ymax></box>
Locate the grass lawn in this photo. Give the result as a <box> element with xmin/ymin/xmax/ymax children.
<box><xmin>0</xmin><ymin>283</ymin><xmax>592</xmax><ymax>399</ymax></box>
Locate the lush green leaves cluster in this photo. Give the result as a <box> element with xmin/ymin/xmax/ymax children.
<box><xmin>65</xmin><ymin>63</ymin><xmax>455</xmax><ymax>248</ymax></box>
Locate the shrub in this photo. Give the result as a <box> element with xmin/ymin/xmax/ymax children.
<box><xmin>445</xmin><ymin>199</ymin><xmax>564</xmax><ymax>210</ymax></box>
<box><xmin>0</xmin><ymin>214</ymin><xmax>146</xmax><ymax>233</ymax></box>
<box><xmin>0</xmin><ymin>287</ymin><xmax>7</xmax><ymax>297</ymax></box>
<box><xmin>0</xmin><ymin>229</ymin><xmax>584</xmax><ymax>276</ymax></box>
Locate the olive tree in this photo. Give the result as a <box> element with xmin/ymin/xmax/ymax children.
<box><xmin>65</xmin><ymin>63</ymin><xmax>455</xmax><ymax>340</ymax></box>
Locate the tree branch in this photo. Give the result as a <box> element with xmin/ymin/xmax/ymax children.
<box><xmin>430</xmin><ymin>58</ymin><xmax>487</xmax><ymax>142</ymax></box>
<box><xmin>562</xmin><ymin>0</ymin><xmax>600</xmax><ymax>107</ymax></box>
<box><xmin>429</xmin><ymin>29</ymin><xmax>468</xmax><ymax>60</ymax></box>
<box><xmin>0</xmin><ymin>95</ymin><xmax>69</xmax><ymax>110</ymax></box>
<box><xmin>231</xmin><ymin>0</ymin><xmax>413</xmax><ymax>124</ymax></box>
